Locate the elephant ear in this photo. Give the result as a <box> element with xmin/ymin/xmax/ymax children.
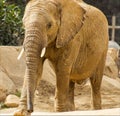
<box><xmin>56</xmin><ymin>0</ymin><xmax>86</xmax><ymax>48</ymax></box>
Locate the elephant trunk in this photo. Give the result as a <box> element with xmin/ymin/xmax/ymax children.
<box><xmin>24</xmin><ymin>23</ymin><xmax>47</xmax><ymax>112</ymax></box>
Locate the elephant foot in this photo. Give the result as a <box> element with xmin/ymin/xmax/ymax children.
<box><xmin>54</xmin><ymin>103</ymin><xmax>67</xmax><ymax>112</ymax></box>
<box><xmin>67</xmin><ymin>104</ymin><xmax>75</xmax><ymax>111</ymax></box>
<box><xmin>92</xmin><ymin>105</ymin><xmax>102</xmax><ymax>110</ymax></box>
<box><xmin>13</xmin><ymin>108</ymin><xmax>31</xmax><ymax>116</ymax></box>
<box><xmin>55</xmin><ymin>106</ymin><xmax>75</xmax><ymax>112</ymax></box>
<box><xmin>54</xmin><ymin>102</ymin><xmax>75</xmax><ymax>112</ymax></box>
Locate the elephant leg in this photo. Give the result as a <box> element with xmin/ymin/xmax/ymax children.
<box><xmin>90</xmin><ymin>73</ymin><xmax>102</xmax><ymax>110</ymax></box>
<box><xmin>14</xmin><ymin>59</ymin><xmax>44</xmax><ymax>116</ymax></box>
<box><xmin>13</xmin><ymin>75</ymin><xmax>29</xmax><ymax>116</ymax></box>
<box><xmin>54</xmin><ymin>71</ymin><xmax>70</xmax><ymax>112</ymax></box>
<box><xmin>90</xmin><ymin>56</ymin><xmax>106</xmax><ymax>110</ymax></box>
<box><xmin>67</xmin><ymin>80</ymin><xmax>75</xmax><ymax>111</ymax></box>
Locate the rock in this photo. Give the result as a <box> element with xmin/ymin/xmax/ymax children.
<box><xmin>102</xmin><ymin>75</ymin><xmax>120</xmax><ymax>89</ymax></box>
<box><xmin>104</xmin><ymin>41</ymin><xmax>120</xmax><ymax>79</ymax></box>
<box><xmin>42</xmin><ymin>59</ymin><xmax>56</xmax><ymax>86</ymax></box>
<box><xmin>108</xmin><ymin>48</ymin><xmax>118</xmax><ymax>62</ymax></box>
<box><xmin>0</xmin><ymin>70</ymin><xmax>16</xmax><ymax>94</ymax></box>
<box><xmin>0</xmin><ymin>46</ymin><xmax>26</xmax><ymax>91</ymax></box>
<box><xmin>104</xmin><ymin>53</ymin><xmax>118</xmax><ymax>79</ymax></box>
<box><xmin>0</xmin><ymin>86</ymin><xmax>7</xmax><ymax>102</ymax></box>
<box><xmin>4</xmin><ymin>95</ymin><xmax>20</xmax><ymax>108</ymax></box>
<box><xmin>108</xmin><ymin>41</ymin><xmax>120</xmax><ymax>50</ymax></box>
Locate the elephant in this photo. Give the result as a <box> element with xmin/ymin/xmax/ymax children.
<box><xmin>14</xmin><ymin>0</ymin><xmax>109</xmax><ymax>115</ymax></box>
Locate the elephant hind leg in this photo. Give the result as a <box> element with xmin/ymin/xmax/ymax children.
<box><xmin>90</xmin><ymin>75</ymin><xmax>102</xmax><ymax>110</ymax></box>
<box><xmin>90</xmin><ymin>55</ymin><xmax>106</xmax><ymax>110</ymax></box>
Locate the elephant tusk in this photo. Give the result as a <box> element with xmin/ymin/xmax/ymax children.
<box><xmin>40</xmin><ymin>47</ymin><xmax>46</xmax><ymax>57</ymax></box>
<box><xmin>17</xmin><ymin>48</ymin><xmax>24</xmax><ymax>60</ymax></box>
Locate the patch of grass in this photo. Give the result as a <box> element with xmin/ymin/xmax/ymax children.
<box><xmin>0</xmin><ymin>102</ymin><xmax>8</xmax><ymax>109</ymax></box>
<box><xmin>14</xmin><ymin>90</ymin><xmax>21</xmax><ymax>97</ymax></box>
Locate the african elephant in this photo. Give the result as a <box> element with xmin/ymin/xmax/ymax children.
<box><xmin>14</xmin><ymin>0</ymin><xmax>108</xmax><ymax>115</ymax></box>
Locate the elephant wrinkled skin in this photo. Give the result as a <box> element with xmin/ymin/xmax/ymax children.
<box><xmin>14</xmin><ymin>0</ymin><xmax>108</xmax><ymax>115</ymax></box>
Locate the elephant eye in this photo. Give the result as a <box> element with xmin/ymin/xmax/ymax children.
<box><xmin>47</xmin><ymin>22</ymin><xmax>52</xmax><ymax>29</ymax></box>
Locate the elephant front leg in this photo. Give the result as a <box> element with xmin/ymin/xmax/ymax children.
<box><xmin>13</xmin><ymin>75</ymin><xmax>30</xmax><ymax>116</ymax></box>
<box><xmin>14</xmin><ymin>59</ymin><xmax>44</xmax><ymax>116</ymax></box>
<box><xmin>54</xmin><ymin>72</ymin><xmax>70</xmax><ymax>112</ymax></box>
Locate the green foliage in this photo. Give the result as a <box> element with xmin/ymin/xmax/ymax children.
<box><xmin>14</xmin><ymin>90</ymin><xmax>21</xmax><ymax>97</ymax></box>
<box><xmin>0</xmin><ymin>102</ymin><xmax>8</xmax><ymax>109</ymax></box>
<box><xmin>0</xmin><ymin>0</ymin><xmax>24</xmax><ymax>45</ymax></box>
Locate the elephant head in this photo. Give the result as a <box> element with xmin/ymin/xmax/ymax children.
<box><xmin>21</xmin><ymin>0</ymin><xmax>86</xmax><ymax>113</ymax></box>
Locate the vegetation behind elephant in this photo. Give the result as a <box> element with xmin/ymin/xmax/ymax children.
<box><xmin>14</xmin><ymin>0</ymin><xmax>109</xmax><ymax>115</ymax></box>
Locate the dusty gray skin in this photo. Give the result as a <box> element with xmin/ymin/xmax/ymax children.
<box><xmin>14</xmin><ymin>0</ymin><xmax>109</xmax><ymax>115</ymax></box>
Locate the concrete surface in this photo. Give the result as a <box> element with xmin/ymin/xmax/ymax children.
<box><xmin>0</xmin><ymin>108</ymin><xmax>120</xmax><ymax>116</ymax></box>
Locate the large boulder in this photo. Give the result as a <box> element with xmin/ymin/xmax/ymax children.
<box><xmin>0</xmin><ymin>69</ymin><xmax>16</xmax><ymax>94</ymax></box>
<box><xmin>104</xmin><ymin>41</ymin><xmax>120</xmax><ymax>79</ymax></box>
<box><xmin>0</xmin><ymin>86</ymin><xmax>7</xmax><ymax>102</ymax></box>
<box><xmin>0</xmin><ymin>46</ymin><xmax>26</xmax><ymax>90</ymax></box>
<box><xmin>104</xmin><ymin>53</ymin><xmax>118</xmax><ymax>79</ymax></box>
<box><xmin>4</xmin><ymin>94</ymin><xmax>20</xmax><ymax>108</ymax></box>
